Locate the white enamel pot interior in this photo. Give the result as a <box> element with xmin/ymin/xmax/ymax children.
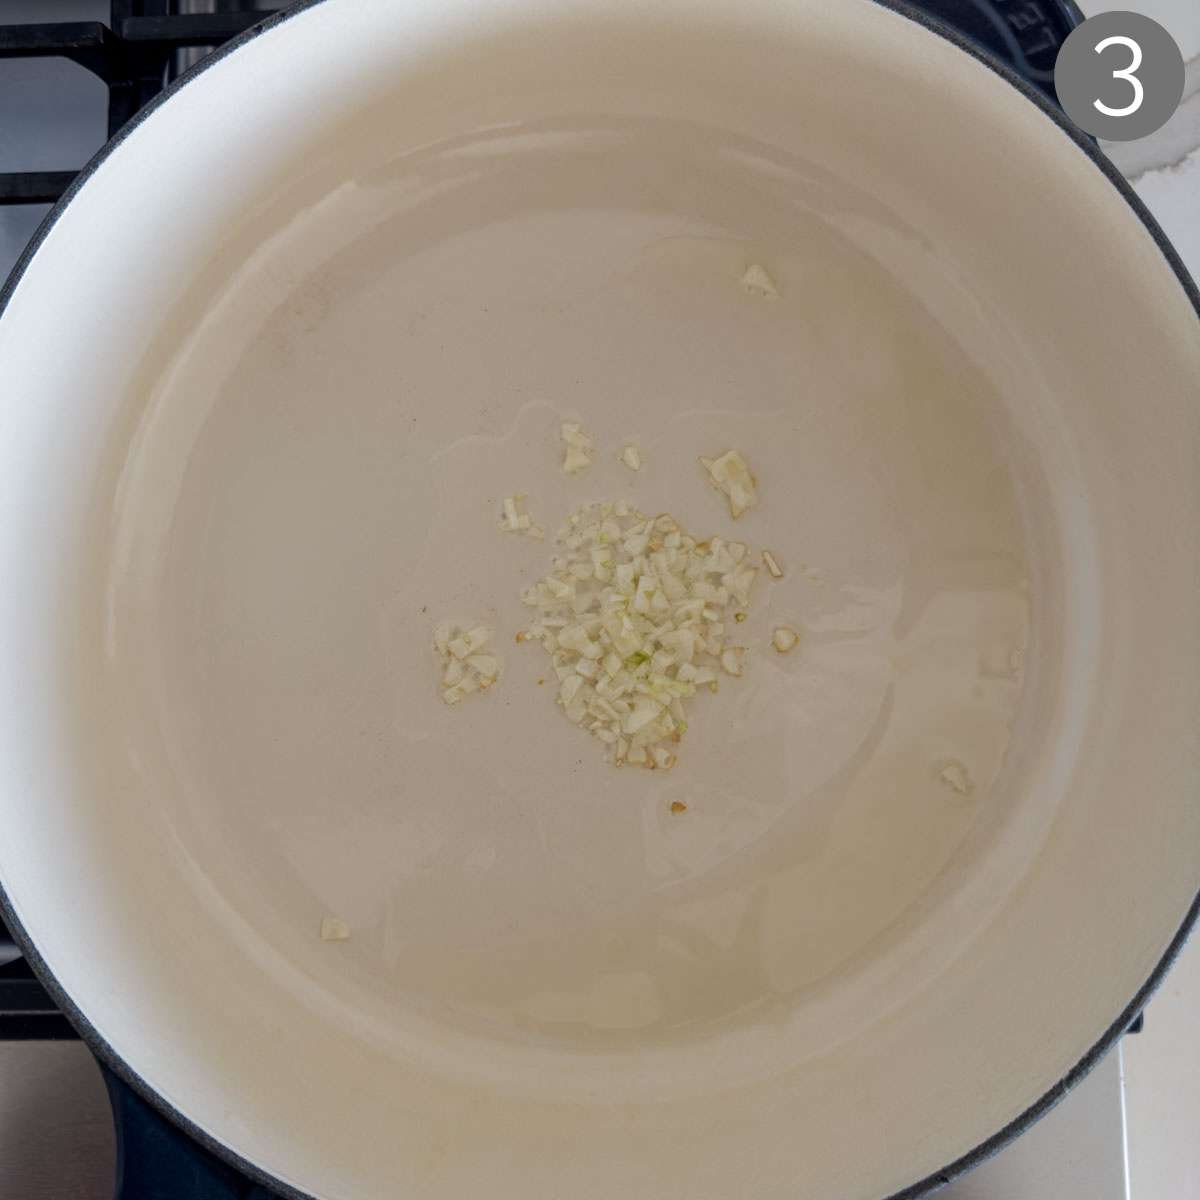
<box><xmin>1</xmin><ymin>1</ymin><xmax>1198</xmax><ymax>1198</ymax></box>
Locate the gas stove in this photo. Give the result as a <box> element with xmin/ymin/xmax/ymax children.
<box><xmin>0</xmin><ymin>3</ymin><xmax>1140</xmax><ymax>1198</ymax></box>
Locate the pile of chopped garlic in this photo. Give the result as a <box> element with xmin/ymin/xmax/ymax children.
<box><xmin>518</xmin><ymin>502</ymin><xmax>759</xmax><ymax>768</ymax></box>
<box><xmin>433</xmin><ymin>622</ymin><xmax>502</xmax><ymax>705</ymax></box>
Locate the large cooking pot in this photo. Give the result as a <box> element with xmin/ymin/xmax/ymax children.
<box><xmin>1</xmin><ymin>1</ymin><xmax>1197</xmax><ymax>1198</ymax></box>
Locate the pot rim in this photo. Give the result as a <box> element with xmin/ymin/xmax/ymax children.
<box><xmin>0</xmin><ymin>2</ymin><xmax>1196</xmax><ymax>1198</ymax></box>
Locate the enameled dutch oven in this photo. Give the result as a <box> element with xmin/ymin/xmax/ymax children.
<box><xmin>1</xmin><ymin>2</ymin><xmax>1197</xmax><ymax>1197</ymax></box>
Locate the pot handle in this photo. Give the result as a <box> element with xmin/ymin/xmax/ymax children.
<box><xmin>900</xmin><ymin>0</ymin><xmax>1084</xmax><ymax>108</ymax></box>
<box><xmin>102</xmin><ymin>1066</ymin><xmax>280</xmax><ymax>1200</ymax></box>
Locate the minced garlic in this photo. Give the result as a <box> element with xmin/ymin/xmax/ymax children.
<box><xmin>772</xmin><ymin>626</ymin><xmax>800</xmax><ymax>653</ymax></box>
<box><xmin>516</xmin><ymin>502</ymin><xmax>759</xmax><ymax>767</ymax></box>
<box><xmin>433</xmin><ymin>622</ymin><xmax>502</xmax><ymax>705</ymax></box>
<box><xmin>699</xmin><ymin>449</ymin><xmax>758</xmax><ymax>519</ymax></box>
<box><xmin>561</xmin><ymin>420</ymin><xmax>594</xmax><ymax>475</ymax></box>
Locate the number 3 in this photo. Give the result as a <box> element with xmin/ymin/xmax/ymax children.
<box><xmin>1094</xmin><ymin>35</ymin><xmax>1144</xmax><ymax>117</ymax></box>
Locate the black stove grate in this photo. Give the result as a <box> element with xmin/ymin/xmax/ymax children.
<box><xmin>0</xmin><ymin>2</ymin><xmax>281</xmax><ymax>206</ymax></box>
<box><xmin>0</xmin><ymin>917</ymin><xmax>80</xmax><ymax>1039</ymax></box>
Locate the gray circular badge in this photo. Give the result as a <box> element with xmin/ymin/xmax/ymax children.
<box><xmin>1055</xmin><ymin>11</ymin><xmax>1184</xmax><ymax>141</ymax></box>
